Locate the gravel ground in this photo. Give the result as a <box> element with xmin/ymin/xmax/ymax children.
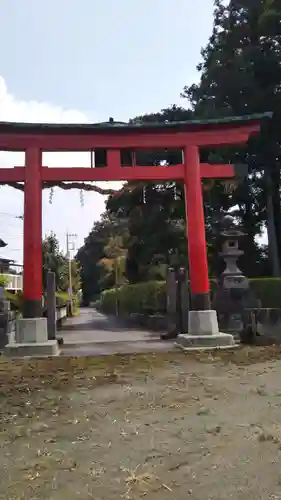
<box><xmin>1</xmin><ymin>348</ymin><xmax>281</xmax><ymax>499</ymax></box>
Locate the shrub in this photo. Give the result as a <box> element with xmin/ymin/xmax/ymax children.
<box><xmin>55</xmin><ymin>292</ymin><xmax>69</xmax><ymax>308</ymax></box>
<box><xmin>100</xmin><ymin>288</ymin><xmax>117</xmax><ymax>314</ymax></box>
<box><xmin>101</xmin><ymin>281</ymin><xmax>166</xmax><ymax>315</ymax></box>
<box><xmin>5</xmin><ymin>291</ymin><xmax>23</xmax><ymax>311</ymax></box>
<box><xmin>100</xmin><ymin>277</ymin><xmax>281</xmax><ymax>316</ymax></box>
<box><xmin>0</xmin><ymin>275</ymin><xmax>11</xmax><ymax>287</ymax></box>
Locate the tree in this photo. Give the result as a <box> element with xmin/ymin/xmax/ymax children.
<box><xmin>42</xmin><ymin>232</ymin><xmax>80</xmax><ymax>293</ymax></box>
<box><xmin>99</xmin><ymin>235</ymin><xmax>128</xmax><ymax>288</ymax></box>
<box><xmin>106</xmin><ymin>181</ymin><xmax>189</xmax><ymax>282</ymax></box>
<box><xmin>76</xmin><ymin>213</ymin><xmax>129</xmax><ymax>303</ymax></box>
<box><xmin>42</xmin><ymin>233</ymin><xmax>65</xmax><ymax>291</ymax></box>
<box><xmin>59</xmin><ymin>259</ymin><xmax>81</xmax><ymax>295</ymax></box>
<box><xmin>182</xmin><ymin>0</ymin><xmax>281</xmax><ymax>276</ymax></box>
<box><xmin>98</xmin><ymin>234</ymin><xmax>128</xmax><ymax>315</ymax></box>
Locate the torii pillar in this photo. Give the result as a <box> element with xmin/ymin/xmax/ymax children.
<box><xmin>23</xmin><ymin>147</ymin><xmax>43</xmax><ymax>318</ymax></box>
<box><xmin>177</xmin><ymin>145</ymin><xmax>235</xmax><ymax>348</ymax></box>
<box><xmin>4</xmin><ymin>147</ymin><xmax>60</xmax><ymax>357</ymax></box>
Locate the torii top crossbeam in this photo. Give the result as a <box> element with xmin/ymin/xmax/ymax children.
<box><xmin>0</xmin><ymin>112</ymin><xmax>271</xmax><ymax>318</ymax></box>
<box><xmin>0</xmin><ymin>112</ymin><xmax>270</xmax><ymax>149</ymax></box>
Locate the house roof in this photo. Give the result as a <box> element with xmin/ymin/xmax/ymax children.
<box><xmin>0</xmin><ymin>239</ymin><xmax>7</xmax><ymax>248</ymax></box>
<box><xmin>0</xmin><ymin>257</ymin><xmax>14</xmax><ymax>264</ymax></box>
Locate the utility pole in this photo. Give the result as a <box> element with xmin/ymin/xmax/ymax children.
<box><xmin>66</xmin><ymin>232</ymin><xmax>77</xmax><ymax>314</ymax></box>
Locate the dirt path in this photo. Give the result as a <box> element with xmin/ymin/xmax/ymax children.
<box><xmin>1</xmin><ymin>349</ymin><xmax>281</xmax><ymax>499</ymax></box>
<box><xmin>60</xmin><ymin>308</ymin><xmax>175</xmax><ymax>356</ymax></box>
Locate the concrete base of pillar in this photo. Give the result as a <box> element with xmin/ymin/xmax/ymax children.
<box><xmin>4</xmin><ymin>317</ymin><xmax>60</xmax><ymax>358</ymax></box>
<box><xmin>15</xmin><ymin>317</ymin><xmax>49</xmax><ymax>343</ymax></box>
<box><xmin>176</xmin><ymin>332</ymin><xmax>235</xmax><ymax>350</ymax></box>
<box><xmin>176</xmin><ymin>310</ymin><xmax>236</xmax><ymax>350</ymax></box>
<box><xmin>188</xmin><ymin>309</ymin><xmax>220</xmax><ymax>335</ymax></box>
<box><xmin>4</xmin><ymin>340</ymin><xmax>59</xmax><ymax>357</ymax></box>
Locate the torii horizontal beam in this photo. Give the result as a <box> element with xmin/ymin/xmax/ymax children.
<box><xmin>0</xmin><ymin>163</ymin><xmax>243</xmax><ymax>184</ymax></box>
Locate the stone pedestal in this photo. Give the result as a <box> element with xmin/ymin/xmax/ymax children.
<box><xmin>176</xmin><ymin>309</ymin><xmax>235</xmax><ymax>350</ymax></box>
<box><xmin>4</xmin><ymin>317</ymin><xmax>59</xmax><ymax>357</ymax></box>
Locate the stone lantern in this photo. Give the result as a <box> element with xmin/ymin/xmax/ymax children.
<box><xmin>219</xmin><ymin>214</ymin><xmax>248</xmax><ymax>291</ymax></box>
<box><xmin>212</xmin><ymin>213</ymin><xmax>258</xmax><ymax>336</ymax></box>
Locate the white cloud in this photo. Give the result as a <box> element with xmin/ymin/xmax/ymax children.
<box><xmin>0</xmin><ymin>76</ymin><xmax>119</xmax><ymax>264</ymax></box>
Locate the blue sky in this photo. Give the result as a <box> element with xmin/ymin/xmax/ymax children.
<box><xmin>0</xmin><ymin>0</ymin><xmax>214</xmax><ymax>263</ymax></box>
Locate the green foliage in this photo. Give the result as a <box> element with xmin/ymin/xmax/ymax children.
<box><xmin>0</xmin><ymin>275</ymin><xmax>11</xmax><ymax>287</ymax></box>
<box><xmin>5</xmin><ymin>291</ymin><xmax>23</xmax><ymax>311</ymax></box>
<box><xmin>58</xmin><ymin>259</ymin><xmax>81</xmax><ymax>295</ymax></box>
<box><xmin>99</xmin><ymin>289</ymin><xmax>116</xmax><ymax>314</ymax></box>
<box><xmin>43</xmin><ymin>232</ymin><xmax>80</xmax><ymax>294</ymax></box>
<box><xmin>0</xmin><ymin>276</ymin><xmax>24</xmax><ymax>312</ymax></box>
<box><xmin>56</xmin><ymin>291</ymin><xmax>80</xmax><ymax>313</ymax></box>
<box><xmin>99</xmin><ymin>234</ymin><xmax>128</xmax><ymax>287</ymax></box>
<box><xmin>55</xmin><ymin>291</ymin><xmax>69</xmax><ymax>308</ymax></box>
<box><xmin>100</xmin><ymin>281</ymin><xmax>166</xmax><ymax>315</ymax></box>
<box><xmin>42</xmin><ymin>232</ymin><xmax>64</xmax><ymax>290</ymax></box>
<box><xmin>100</xmin><ymin>278</ymin><xmax>281</xmax><ymax>316</ymax></box>
<box><xmin>76</xmin><ymin>214</ymin><xmax>124</xmax><ymax>302</ymax></box>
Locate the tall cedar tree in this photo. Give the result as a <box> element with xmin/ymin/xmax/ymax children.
<box><xmin>182</xmin><ymin>0</ymin><xmax>281</xmax><ymax>276</ymax></box>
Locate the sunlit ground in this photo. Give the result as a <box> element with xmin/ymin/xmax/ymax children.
<box><xmin>1</xmin><ymin>348</ymin><xmax>281</xmax><ymax>499</ymax></box>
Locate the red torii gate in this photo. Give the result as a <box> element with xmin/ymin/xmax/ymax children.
<box><xmin>0</xmin><ymin>114</ymin><xmax>268</xmax><ymax>327</ymax></box>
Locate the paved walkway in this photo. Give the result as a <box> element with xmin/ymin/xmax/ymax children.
<box><xmin>60</xmin><ymin>308</ymin><xmax>175</xmax><ymax>356</ymax></box>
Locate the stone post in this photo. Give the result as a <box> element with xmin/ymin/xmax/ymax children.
<box><xmin>161</xmin><ymin>268</ymin><xmax>178</xmax><ymax>340</ymax></box>
<box><xmin>47</xmin><ymin>271</ymin><xmax>56</xmax><ymax>340</ymax></box>
<box><xmin>180</xmin><ymin>278</ymin><xmax>190</xmax><ymax>333</ymax></box>
<box><xmin>0</xmin><ymin>286</ymin><xmax>14</xmax><ymax>349</ymax></box>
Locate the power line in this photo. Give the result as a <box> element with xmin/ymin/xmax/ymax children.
<box><xmin>5</xmin><ymin>233</ymin><xmax>23</xmax><ymax>240</ymax></box>
<box><xmin>3</xmin><ymin>248</ymin><xmax>22</xmax><ymax>252</ymax></box>
<box><xmin>0</xmin><ymin>212</ymin><xmax>23</xmax><ymax>219</ymax></box>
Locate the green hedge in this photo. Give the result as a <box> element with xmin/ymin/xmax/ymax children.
<box><xmin>101</xmin><ymin>281</ymin><xmax>166</xmax><ymax>315</ymax></box>
<box><xmin>100</xmin><ymin>278</ymin><xmax>281</xmax><ymax>315</ymax></box>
